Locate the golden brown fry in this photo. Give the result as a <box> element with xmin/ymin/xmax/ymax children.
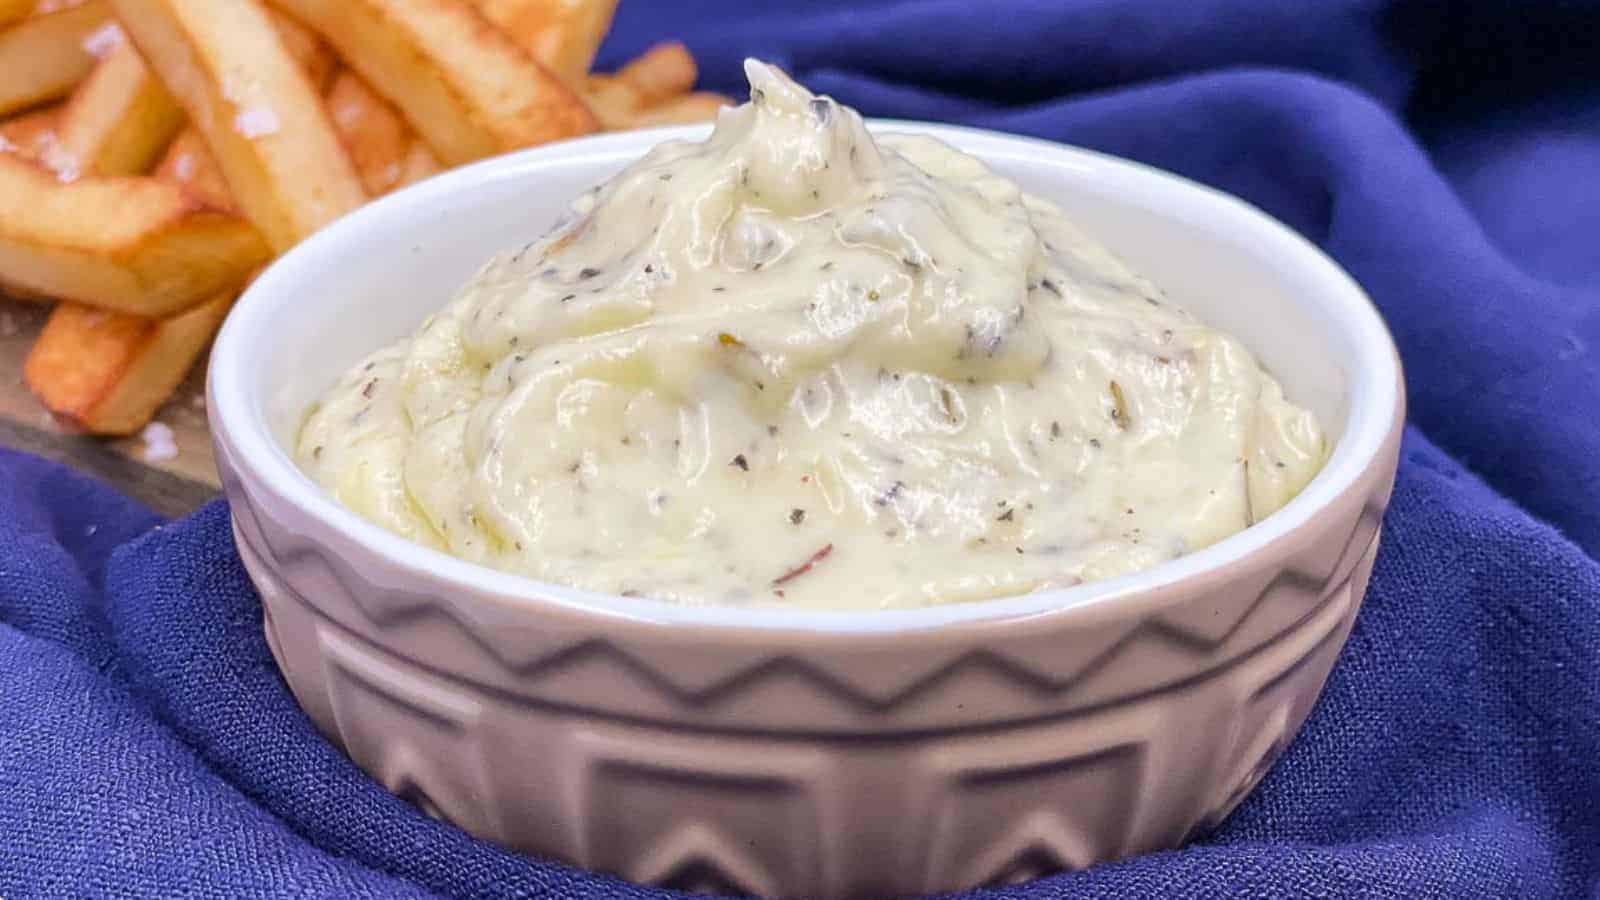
<box><xmin>113</xmin><ymin>0</ymin><xmax>366</xmax><ymax>252</ymax></box>
<box><xmin>0</xmin><ymin>0</ymin><xmax>114</xmax><ymax>116</ymax></box>
<box><xmin>24</xmin><ymin>116</ymin><xmax>250</xmax><ymax>435</ymax></box>
<box><xmin>0</xmin><ymin>0</ymin><xmax>36</xmax><ymax>28</ymax></box>
<box><xmin>0</xmin><ymin>108</ymin><xmax>60</xmax><ymax>302</ymax></box>
<box><xmin>268</xmin><ymin>0</ymin><xmax>597</xmax><ymax>166</ymax></box>
<box><xmin>24</xmin><ymin>289</ymin><xmax>235</xmax><ymax>434</ymax></box>
<box><xmin>324</xmin><ymin>69</ymin><xmax>414</xmax><ymax>196</ymax></box>
<box><xmin>473</xmin><ymin>0</ymin><xmax>617</xmax><ymax>83</ymax></box>
<box><xmin>117</xmin><ymin>13</ymin><xmax>334</xmax><ymax>200</ymax></box>
<box><xmin>0</xmin><ymin>103</ymin><xmax>61</xmax><ymax>158</ymax></box>
<box><xmin>0</xmin><ymin>103</ymin><xmax>84</xmax><ymax>181</ymax></box>
<box><xmin>153</xmin><ymin>127</ymin><xmax>233</xmax><ymax>212</ymax></box>
<box><xmin>396</xmin><ymin>140</ymin><xmax>440</xmax><ymax>187</ymax></box>
<box><xmin>112</xmin><ymin>9</ymin><xmax>338</xmax><ymax>187</ymax></box>
<box><xmin>578</xmin><ymin>73</ymin><xmax>640</xmax><ymax>130</ymax></box>
<box><xmin>323</xmin><ymin>67</ymin><xmax>441</xmax><ymax>195</ymax></box>
<box><xmin>0</xmin><ymin>105</ymin><xmax>87</xmax><ymax>305</ymax></box>
<box><xmin>266</xmin><ymin>5</ymin><xmax>336</xmax><ymax>92</ymax></box>
<box><xmin>617</xmin><ymin>41</ymin><xmax>697</xmax><ymax>106</ymax></box>
<box><xmin>15</xmin><ymin>8</ymin><xmax>329</xmax><ymax>182</ymax></box>
<box><xmin>0</xmin><ymin>153</ymin><xmax>268</xmax><ymax>315</ymax></box>
<box><xmin>625</xmin><ymin>91</ymin><xmax>730</xmax><ymax>129</ymax></box>
<box><xmin>52</xmin><ymin>39</ymin><xmax>183</xmax><ymax>176</ymax></box>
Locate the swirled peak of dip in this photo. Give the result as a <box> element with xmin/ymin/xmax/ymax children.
<box><xmin>298</xmin><ymin>60</ymin><xmax>1326</xmax><ymax>610</ymax></box>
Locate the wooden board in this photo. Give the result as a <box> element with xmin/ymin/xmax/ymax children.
<box><xmin>0</xmin><ymin>295</ymin><xmax>220</xmax><ymax>517</ymax></box>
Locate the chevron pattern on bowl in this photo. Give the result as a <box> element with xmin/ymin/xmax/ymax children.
<box><xmin>223</xmin><ymin>422</ymin><xmax>1396</xmax><ymax>898</ymax></box>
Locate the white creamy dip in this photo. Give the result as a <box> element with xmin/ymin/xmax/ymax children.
<box><xmin>298</xmin><ymin>61</ymin><xmax>1326</xmax><ymax>610</ymax></box>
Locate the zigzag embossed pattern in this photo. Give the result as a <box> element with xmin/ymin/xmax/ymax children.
<box><xmin>246</xmin><ymin>529</ymin><xmax>1377</xmax><ymax>898</ymax></box>
<box><xmin>222</xmin><ymin>423</ymin><xmax>1390</xmax><ymax>734</ymax></box>
<box><xmin>218</xmin><ymin>417</ymin><xmax>1398</xmax><ymax>897</ymax></box>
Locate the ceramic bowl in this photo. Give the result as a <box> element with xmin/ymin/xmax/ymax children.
<box><xmin>208</xmin><ymin>122</ymin><xmax>1404</xmax><ymax>899</ymax></box>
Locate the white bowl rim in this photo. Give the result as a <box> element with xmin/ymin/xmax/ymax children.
<box><xmin>209</xmin><ymin>120</ymin><xmax>1402</xmax><ymax>635</ymax></box>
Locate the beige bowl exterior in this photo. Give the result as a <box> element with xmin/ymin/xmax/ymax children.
<box><xmin>210</xmin><ymin>123</ymin><xmax>1405</xmax><ymax>898</ymax></box>
<box><xmin>218</xmin><ymin>399</ymin><xmax>1399</xmax><ymax>898</ymax></box>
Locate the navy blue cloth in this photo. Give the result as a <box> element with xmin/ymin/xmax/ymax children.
<box><xmin>4</xmin><ymin>1</ymin><xmax>1599</xmax><ymax>896</ymax></box>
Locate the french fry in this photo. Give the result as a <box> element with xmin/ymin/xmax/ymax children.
<box><xmin>124</xmin><ymin>13</ymin><xmax>335</xmax><ymax>198</ymax></box>
<box><xmin>325</xmin><ymin>69</ymin><xmax>413</xmax><ymax>197</ymax></box>
<box><xmin>24</xmin><ymin>116</ymin><xmax>250</xmax><ymax>435</ymax></box>
<box><xmin>0</xmin><ymin>103</ymin><xmax>89</xmax><ymax>182</ymax></box>
<box><xmin>52</xmin><ymin>39</ymin><xmax>183</xmax><ymax>177</ymax></box>
<box><xmin>396</xmin><ymin>140</ymin><xmax>440</xmax><ymax>187</ymax></box>
<box><xmin>472</xmin><ymin>0</ymin><xmax>617</xmax><ymax>84</ymax></box>
<box><xmin>0</xmin><ymin>0</ymin><xmax>35</xmax><ymax>29</ymax></box>
<box><xmin>0</xmin><ymin>108</ymin><xmax>60</xmax><ymax>300</ymax></box>
<box><xmin>125</xmin><ymin>15</ymin><xmax>334</xmax><ymax>208</ymax></box>
<box><xmin>23</xmin><ymin>290</ymin><xmax>235</xmax><ymax>434</ymax></box>
<box><xmin>578</xmin><ymin>74</ymin><xmax>640</xmax><ymax>130</ymax></box>
<box><xmin>266</xmin><ymin>5</ymin><xmax>336</xmax><ymax>92</ymax></box>
<box><xmin>267</xmin><ymin>0</ymin><xmax>597</xmax><ymax>166</ymax></box>
<box><xmin>626</xmin><ymin>92</ymin><xmax>730</xmax><ymax>129</ymax></box>
<box><xmin>0</xmin><ymin>0</ymin><xmax>114</xmax><ymax>116</ymax></box>
<box><xmin>112</xmin><ymin>0</ymin><xmax>366</xmax><ymax>252</ymax></box>
<box><xmin>322</xmin><ymin>69</ymin><xmax>440</xmax><ymax>193</ymax></box>
<box><xmin>0</xmin><ymin>114</ymin><xmax>61</xmax><ymax>302</ymax></box>
<box><xmin>153</xmin><ymin>127</ymin><xmax>232</xmax><ymax>212</ymax></box>
<box><xmin>582</xmin><ymin>44</ymin><xmax>717</xmax><ymax>132</ymax></box>
<box><xmin>617</xmin><ymin>41</ymin><xmax>697</xmax><ymax>106</ymax></box>
<box><xmin>0</xmin><ymin>153</ymin><xmax>268</xmax><ymax>314</ymax></box>
<box><xmin>0</xmin><ymin>103</ymin><xmax>61</xmax><ymax>158</ymax></box>
<box><xmin>13</xmin><ymin>7</ymin><xmax>330</xmax><ymax>182</ymax></box>
<box><xmin>15</xmin><ymin>9</ymin><xmax>339</xmax><ymax>437</ymax></box>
